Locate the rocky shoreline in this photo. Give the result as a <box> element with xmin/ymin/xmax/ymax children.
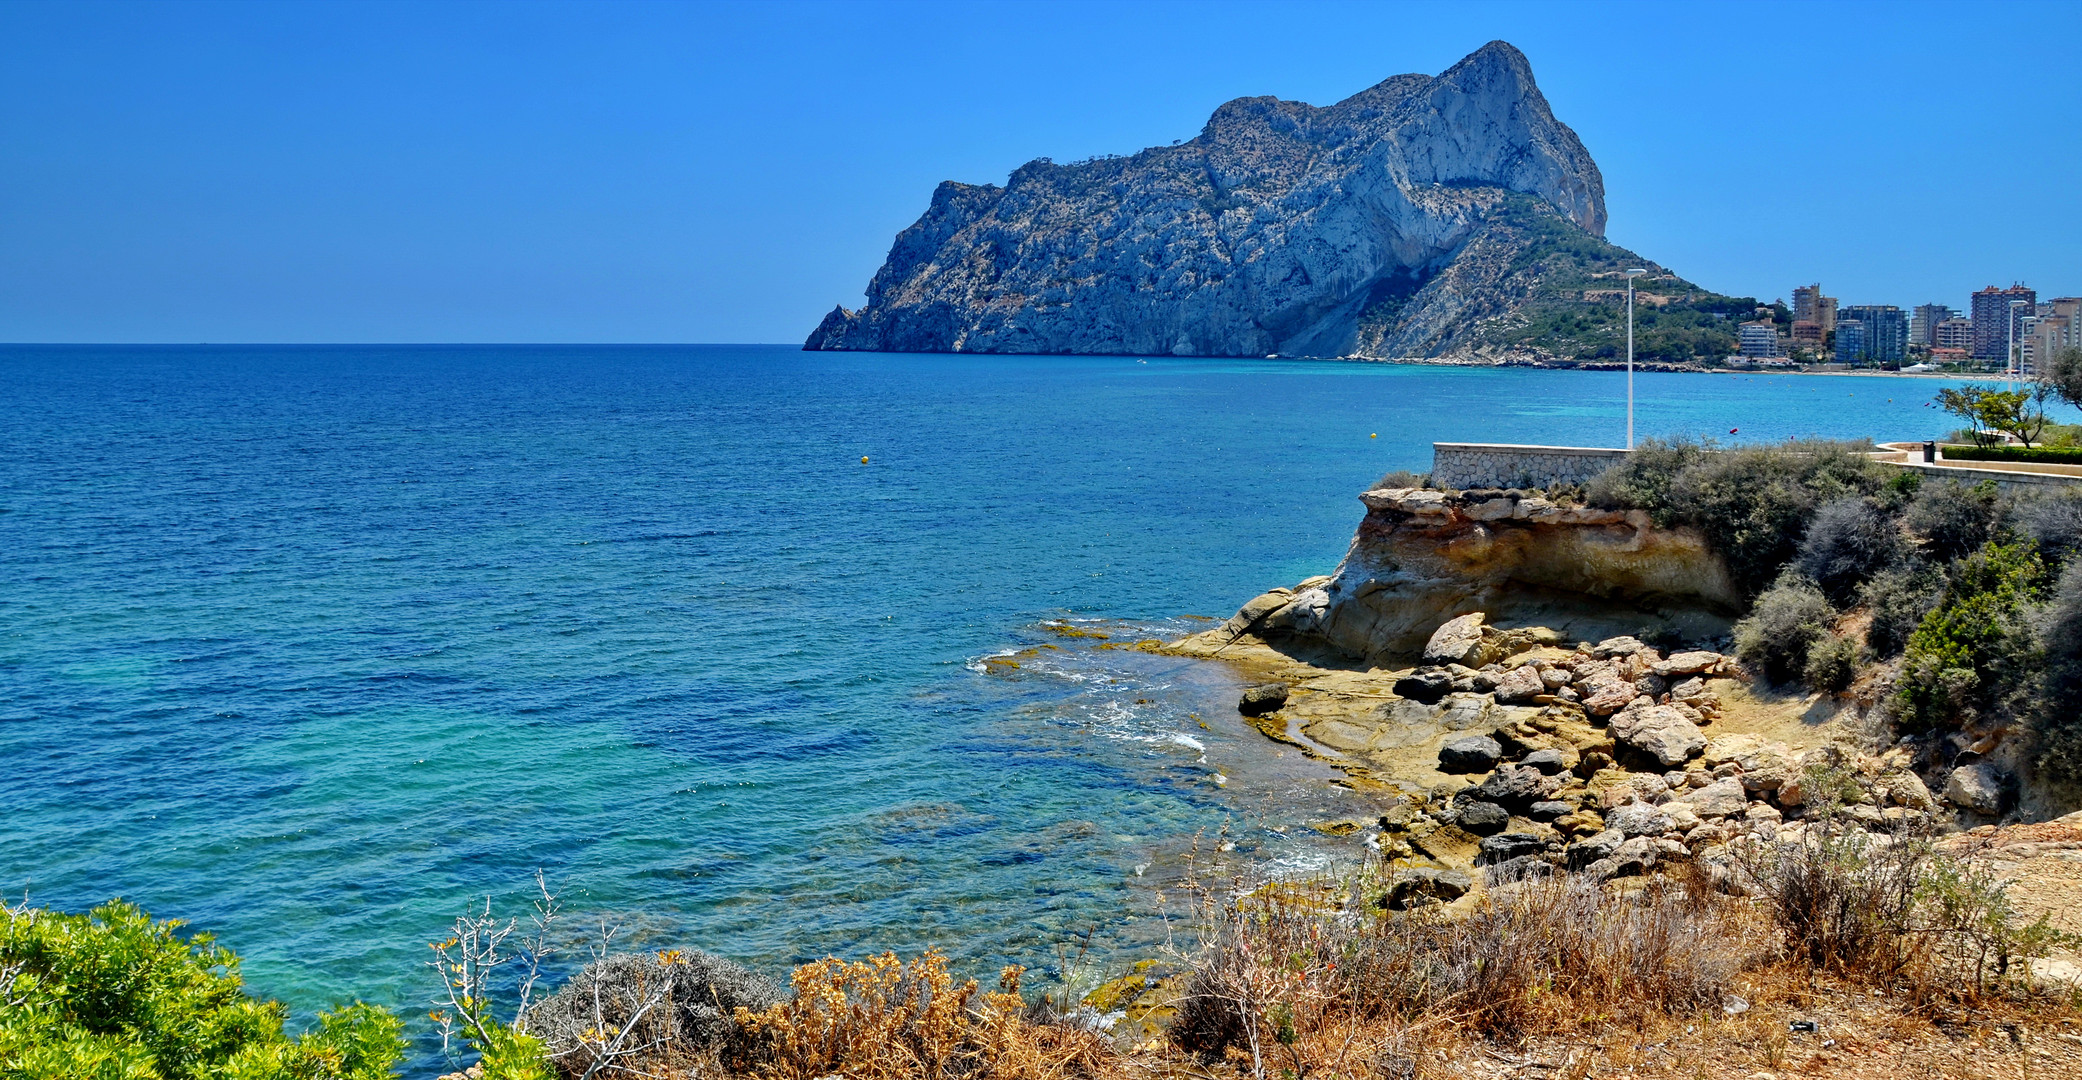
<box><xmin>1160</xmin><ymin>483</ymin><xmax>2027</xmax><ymax>902</ymax></box>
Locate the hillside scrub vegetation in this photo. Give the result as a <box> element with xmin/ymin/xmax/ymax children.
<box><xmin>1591</xmin><ymin>438</ymin><xmax>2082</xmax><ymax>786</ymax></box>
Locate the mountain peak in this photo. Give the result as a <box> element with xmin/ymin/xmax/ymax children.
<box><xmin>808</xmin><ymin>45</ymin><xmax>1622</xmax><ymax>358</ymax></box>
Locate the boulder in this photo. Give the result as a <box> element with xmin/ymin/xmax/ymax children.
<box><xmin>1652</xmin><ymin>651</ymin><xmax>1724</xmax><ymax>677</ymax></box>
<box><xmin>1611</xmin><ymin>836</ymin><xmax>1665</xmax><ymax>869</ymax></box>
<box><xmin>1945</xmin><ymin>762</ymin><xmax>2009</xmax><ymax>815</ymax></box>
<box><xmin>1393</xmin><ymin>670</ymin><xmax>1454</xmax><ymax>704</ymax></box>
<box><xmin>1477</xmin><ymin>832</ymin><xmax>1549</xmax><ymax>864</ymax></box>
<box><xmin>1436</xmin><ymin>693</ymin><xmax>1495</xmax><ymax>730</ymax></box>
<box><xmin>1455</xmin><ymin>800</ymin><xmax>1511</xmax><ymax>835</ymax></box>
<box><xmin>1565</xmin><ymin>828</ymin><xmax>1624</xmax><ymax>871</ymax></box>
<box><xmin>1381</xmin><ymin>867</ymin><xmax>1472</xmax><ymax>910</ymax></box>
<box><xmin>1473</xmin><ymin>764</ymin><xmax>1553</xmax><ymax>808</ymax></box>
<box><xmin>1661</xmin><ymin>803</ymin><xmax>1703</xmax><ymax>833</ymax></box>
<box><xmin>1578</xmin><ymin>676</ymin><xmax>1641</xmax><ymax>717</ymax></box>
<box><xmin>1553</xmin><ymin>809</ymin><xmax>1606</xmax><ymax>836</ymax></box>
<box><xmin>1527</xmin><ymin>800</ymin><xmax>1573</xmax><ymax>822</ymax></box>
<box><xmin>1880</xmin><ymin>771</ymin><xmax>1937</xmax><ymax>812</ymax></box>
<box><xmin>1604</xmin><ymin>802</ymin><xmax>1676</xmax><ymax>838</ymax></box>
<box><xmin>1670</xmin><ymin>777</ymin><xmax>1750</xmax><ymax>819</ymax></box>
<box><xmin>1438</xmin><ymin>735</ymin><xmax>1504</xmax><ymax>774</ymax></box>
<box><xmin>1520</xmin><ymin>748</ymin><xmax>1571</xmax><ymax>775</ymax></box>
<box><xmin>1423</xmin><ymin>612</ymin><xmax>1493</xmax><ymax>667</ymax></box>
<box><xmin>1591</xmin><ymin>636</ymin><xmax>1646</xmax><ymax>658</ymax></box>
<box><xmin>1492</xmin><ymin>664</ymin><xmax>1545</xmax><ymax>704</ymax></box>
<box><xmin>1609</xmin><ymin>704</ymin><xmax>1707</xmax><ymax>766</ymax></box>
<box><xmin>1238</xmin><ymin>683</ymin><xmax>1290</xmax><ymax>716</ymax></box>
<box><xmin>1221</xmin><ymin>588</ymin><xmax>1295</xmax><ymax>636</ymax></box>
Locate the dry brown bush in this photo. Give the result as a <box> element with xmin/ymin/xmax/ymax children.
<box><xmin>1171</xmin><ymin>871</ymin><xmax>1762</xmax><ymax>1077</ymax></box>
<box><xmin>729</xmin><ymin>950</ymin><xmax>1114</xmax><ymax>1080</ymax></box>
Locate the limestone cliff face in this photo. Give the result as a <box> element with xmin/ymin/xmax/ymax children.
<box><xmin>806</xmin><ymin>41</ymin><xmax>1606</xmax><ymax>358</ymax></box>
<box><xmin>1246</xmin><ymin>488</ymin><xmax>1742</xmax><ymax>664</ymax></box>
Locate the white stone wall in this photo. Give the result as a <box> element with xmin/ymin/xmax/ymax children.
<box><xmin>1430</xmin><ymin>443</ymin><xmax>1630</xmax><ymax>490</ymax></box>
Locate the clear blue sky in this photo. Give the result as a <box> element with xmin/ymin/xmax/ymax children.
<box><xmin>2</xmin><ymin>0</ymin><xmax>2076</xmax><ymax>344</ymax></box>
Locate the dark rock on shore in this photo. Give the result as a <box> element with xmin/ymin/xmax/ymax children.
<box><xmin>1238</xmin><ymin>683</ymin><xmax>1290</xmax><ymax>716</ymax></box>
<box><xmin>1439</xmin><ymin>735</ymin><xmax>1504</xmax><ymax>774</ymax></box>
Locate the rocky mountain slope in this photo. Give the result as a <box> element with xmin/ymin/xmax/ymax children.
<box><xmin>807</xmin><ymin>41</ymin><xmax>1756</xmax><ymax>362</ymax></box>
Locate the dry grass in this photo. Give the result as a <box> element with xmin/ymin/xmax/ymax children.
<box><xmin>1168</xmin><ymin>870</ymin><xmax>1764</xmax><ymax>1078</ymax></box>
<box><xmin>728</xmin><ymin>950</ymin><xmax>1115</xmax><ymax>1080</ymax></box>
<box><xmin>519</xmin><ymin>831</ymin><xmax>2082</xmax><ymax>1080</ymax></box>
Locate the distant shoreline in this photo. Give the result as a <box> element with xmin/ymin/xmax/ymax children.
<box><xmin>1324</xmin><ymin>355</ymin><xmax>2011</xmax><ymax>380</ymax></box>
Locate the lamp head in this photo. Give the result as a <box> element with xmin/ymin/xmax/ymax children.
<box><xmin>1625</xmin><ymin>268</ymin><xmax>1646</xmax><ymax>278</ymax></box>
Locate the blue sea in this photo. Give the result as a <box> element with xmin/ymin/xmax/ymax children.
<box><xmin>0</xmin><ymin>345</ymin><xmax>2024</xmax><ymax>1043</ymax></box>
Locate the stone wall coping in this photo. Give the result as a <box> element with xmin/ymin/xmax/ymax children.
<box><xmin>1433</xmin><ymin>443</ymin><xmax>1630</xmax><ymax>455</ymax></box>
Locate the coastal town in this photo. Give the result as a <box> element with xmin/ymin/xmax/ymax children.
<box><xmin>1732</xmin><ymin>281</ymin><xmax>2079</xmax><ymax>373</ymax></box>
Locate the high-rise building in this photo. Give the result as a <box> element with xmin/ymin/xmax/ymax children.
<box><xmin>1911</xmin><ymin>304</ymin><xmax>1957</xmax><ymax>346</ymax></box>
<box><xmin>1793</xmin><ymin>284</ymin><xmax>1842</xmax><ymax>334</ymax></box>
<box><xmin>1839</xmin><ymin>305</ymin><xmax>1908</xmax><ymax>364</ymax></box>
<box><xmin>1834</xmin><ymin>319</ymin><xmax>1868</xmax><ymax>364</ymax></box>
<box><xmin>1971</xmin><ymin>284</ymin><xmax>2037</xmax><ymax>362</ymax></box>
<box><xmin>1793</xmin><ymin>284</ymin><xmax>1822</xmax><ymax>324</ymax></box>
<box><xmin>2030</xmin><ymin>315</ymin><xmax>2072</xmax><ymax>369</ymax></box>
<box><xmin>1738</xmin><ymin>321</ymin><xmax>1780</xmax><ymax>359</ymax></box>
<box><xmin>1935</xmin><ymin>318</ymin><xmax>1975</xmax><ymax>352</ymax></box>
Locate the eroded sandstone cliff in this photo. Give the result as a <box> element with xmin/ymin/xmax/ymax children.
<box><xmin>1209</xmin><ymin>486</ymin><xmax>1744</xmax><ymax>666</ymax></box>
<box><xmin>807</xmin><ymin>41</ymin><xmax>1625</xmax><ymax>359</ymax></box>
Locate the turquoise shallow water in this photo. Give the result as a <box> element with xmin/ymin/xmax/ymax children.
<box><xmin>0</xmin><ymin>345</ymin><xmax>2034</xmax><ymax>1048</ymax></box>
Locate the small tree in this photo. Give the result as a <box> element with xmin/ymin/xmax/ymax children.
<box><xmin>2042</xmin><ymin>345</ymin><xmax>2082</xmax><ymax>410</ymax></box>
<box><xmin>1935</xmin><ymin>385</ymin><xmax>2051</xmax><ymax>448</ymax></box>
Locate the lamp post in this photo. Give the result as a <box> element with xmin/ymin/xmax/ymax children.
<box><xmin>2009</xmin><ymin>298</ymin><xmax>2029</xmax><ymax>391</ymax></box>
<box><xmin>1625</xmin><ymin>268</ymin><xmax>1645</xmax><ymax>449</ymax></box>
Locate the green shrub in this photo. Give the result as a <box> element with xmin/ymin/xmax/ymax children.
<box><xmin>2035</xmin><ymin>561</ymin><xmax>2082</xmax><ymax>783</ymax></box>
<box><xmin>1585</xmin><ymin>438</ymin><xmax>1706</xmax><ymax>523</ymax></box>
<box><xmin>1592</xmin><ymin>439</ymin><xmax>1881</xmax><ymax>596</ymax></box>
<box><xmin>1938</xmin><ymin>443</ymin><xmax>2082</xmax><ymax>464</ymax></box>
<box><xmin>2016</xmin><ymin>486</ymin><xmax>2082</xmax><ymax>566</ymax></box>
<box><xmin>1796</xmin><ymin>497</ymin><xmax>1905</xmax><ymax>605</ymax></box>
<box><xmin>1858</xmin><ymin>566</ymin><xmax>1943</xmax><ymax>659</ymax></box>
<box><xmin>1371</xmin><ymin>469</ymin><xmax>1429</xmax><ymax>490</ymax></box>
<box><xmin>0</xmin><ymin>900</ymin><xmax>404</xmax><ymax>1080</ymax></box>
<box><xmin>1803</xmin><ymin>633</ymin><xmax>1861</xmax><ymax>695</ymax></box>
<box><xmin>1905</xmin><ymin>480</ymin><xmax>2007</xmax><ymax>563</ymax></box>
<box><xmin>1894</xmin><ymin>541</ymin><xmax>2047</xmax><ymax>733</ymax></box>
<box><xmin>1733</xmin><ymin>573</ymin><xmax>1834</xmax><ymax>685</ymax></box>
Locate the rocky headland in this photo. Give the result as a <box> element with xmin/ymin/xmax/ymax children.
<box><xmin>808</xmin><ymin>41</ymin><xmax>1764</xmax><ymax>363</ymax></box>
<box><xmin>1165</xmin><ymin>480</ymin><xmax>2066</xmax><ymax>904</ymax></box>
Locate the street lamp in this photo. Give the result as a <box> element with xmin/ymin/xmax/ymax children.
<box><xmin>1625</xmin><ymin>268</ymin><xmax>1646</xmax><ymax>449</ymax></box>
<box><xmin>2009</xmin><ymin>298</ymin><xmax>2029</xmax><ymax>391</ymax></box>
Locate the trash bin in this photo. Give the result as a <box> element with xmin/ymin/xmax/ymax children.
<box><xmin>1923</xmin><ymin>441</ymin><xmax>1936</xmax><ymax>463</ymax></box>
